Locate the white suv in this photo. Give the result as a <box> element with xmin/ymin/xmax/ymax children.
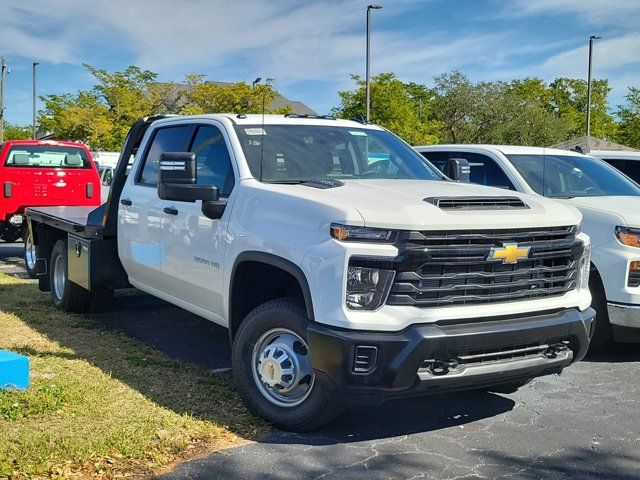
<box><xmin>417</xmin><ymin>145</ymin><xmax>640</xmax><ymax>349</ymax></box>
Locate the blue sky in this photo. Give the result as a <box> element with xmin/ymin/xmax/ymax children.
<box><xmin>1</xmin><ymin>0</ymin><xmax>639</xmax><ymax>126</ymax></box>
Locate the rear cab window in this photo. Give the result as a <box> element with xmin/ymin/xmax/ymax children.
<box><xmin>137</xmin><ymin>126</ymin><xmax>193</xmax><ymax>186</ymax></box>
<box><xmin>4</xmin><ymin>145</ymin><xmax>92</xmax><ymax>169</ymax></box>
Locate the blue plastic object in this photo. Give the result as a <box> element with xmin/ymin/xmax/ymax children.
<box><xmin>0</xmin><ymin>350</ymin><xmax>30</xmax><ymax>390</ymax></box>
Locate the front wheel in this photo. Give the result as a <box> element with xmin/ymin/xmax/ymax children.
<box><xmin>232</xmin><ymin>299</ymin><xmax>343</xmax><ymax>431</ymax></box>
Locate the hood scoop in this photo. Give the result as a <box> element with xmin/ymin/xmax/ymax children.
<box><xmin>424</xmin><ymin>196</ymin><xmax>529</xmax><ymax>211</ymax></box>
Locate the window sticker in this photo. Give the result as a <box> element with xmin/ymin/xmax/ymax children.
<box><xmin>349</xmin><ymin>130</ymin><xmax>368</xmax><ymax>136</ymax></box>
<box><xmin>245</xmin><ymin>128</ymin><xmax>267</xmax><ymax>136</ymax></box>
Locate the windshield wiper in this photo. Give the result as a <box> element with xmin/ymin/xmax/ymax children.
<box><xmin>264</xmin><ymin>179</ymin><xmax>308</xmax><ymax>184</ymax></box>
<box><xmin>265</xmin><ymin>178</ymin><xmax>344</xmax><ymax>189</ymax></box>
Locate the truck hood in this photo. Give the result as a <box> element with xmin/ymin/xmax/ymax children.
<box><xmin>287</xmin><ymin>179</ymin><xmax>581</xmax><ymax>230</ymax></box>
<box><xmin>565</xmin><ymin>196</ymin><xmax>640</xmax><ymax>227</ymax></box>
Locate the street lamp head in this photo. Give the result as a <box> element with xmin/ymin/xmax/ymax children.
<box><xmin>367</xmin><ymin>4</ymin><xmax>382</xmax><ymax>10</ymax></box>
<box><xmin>590</xmin><ymin>35</ymin><xmax>602</xmax><ymax>40</ymax></box>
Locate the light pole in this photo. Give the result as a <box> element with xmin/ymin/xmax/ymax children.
<box><xmin>365</xmin><ymin>4</ymin><xmax>382</xmax><ymax>123</ymax></box>
<box><xmin>0</xmin><ymin>57</ymin><xmax>6</xmax><ymax>143</ymax></box>
<box><xmin>33</xmin><ymin>62</ymin><xmax>39</xmax><ymax>139</ymax></box>
<box><xmin>586</xmin><ymin>35</ymin><xmax>601</xmax><ymax>137</ymax></box>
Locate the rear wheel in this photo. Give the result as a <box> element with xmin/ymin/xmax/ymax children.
<box><xmin>232</xmin><ymin>299</ymin><xmax>343</xmax><ymax>431</ymax></box>
<box><xmin>50</xmin><ymin>240</ymin><xmax>90</xmax><ymax>313</ymax></box>
<box><xmin>24</xmin><ymin>230</ymin><xmax>37</xmax><ymax>278</ymax></box>
<box><xmin>0</xmin><ymin>224</ymin><xmax>22</xmax><ymax>243</ymax></box>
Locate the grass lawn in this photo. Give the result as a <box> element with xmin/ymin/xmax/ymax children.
<box><xmin>0</xmin><ymin>273</ymin><xmax>266</xmax><ymax>478</ymax></box>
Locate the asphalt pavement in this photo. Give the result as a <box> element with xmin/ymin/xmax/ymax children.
<box><xmin>2</xmin><ymin>241</ymin><xmax>639</xmax><ymax>480</ymax></box>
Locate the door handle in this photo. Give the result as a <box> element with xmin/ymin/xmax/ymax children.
<box><xmin>120</xmin><ymin>198</ymin><xmax>132</xmax><ymax>206</ymax></box>
<box><xmin>163</xmin><ymin>206</ymin><xmax>178</xmax><ymax>215</ymax></box>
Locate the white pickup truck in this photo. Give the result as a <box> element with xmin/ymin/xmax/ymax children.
<box><xmin>417</xmin><ymin>145</ymin><xmax>640</xmax><ymax>350</ymax></box>
<box><xmin>26</xmin><ymin>115</ymin><xmax>594</xmax><ymax>430</ymax></box>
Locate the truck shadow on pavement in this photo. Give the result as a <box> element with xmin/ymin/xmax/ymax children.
<box><xmin>581</xmin><ymin>343</ymin><xmax>640</xmax><ymax>364</ymax></box>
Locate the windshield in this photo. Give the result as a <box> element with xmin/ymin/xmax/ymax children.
<box><xmin>4</xmin><ymin>145</ymin><xmax>91</xmax><ymax>169</ymax></box>
<box><xmin>507</xmin><ymin>154</ymin><xmax>640</xmax><ymax>198</ymax></box>
<box><xmin>234</xmin><ymin>125</ymin><xmax>442</xmax><ymax>182</ymax></box>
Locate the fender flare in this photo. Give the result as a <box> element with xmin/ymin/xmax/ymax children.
<box><xmin>229</xmin><ymin>251</ymin><xmax>315</xmax><ymax>322</ymax></box>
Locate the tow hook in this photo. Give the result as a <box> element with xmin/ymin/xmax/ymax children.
<box><xmin>429</xmin><ymin>358</ymin><xmax>460</xmax><ymax>376</ymax></box>
<box><xmin>544</xmin><ymin>343</ymin><xmax>569</xmax><ymax>359</ymax></box>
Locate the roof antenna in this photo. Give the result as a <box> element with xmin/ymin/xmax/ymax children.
<box><xmin>257</xmin><ymin>78</ymin><xmax>266</xmax><ymax>182</ymax></box>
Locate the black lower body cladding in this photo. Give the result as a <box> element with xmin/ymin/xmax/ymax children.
<box><xmin>308</xmin><ymin>308</ymin><xmax>595</xmax><ymax>405</ymax></box>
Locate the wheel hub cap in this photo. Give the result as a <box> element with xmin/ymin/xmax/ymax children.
<box><xmin>257</xmin><ymin>343</ymin><xmax>296</xmax><ymax>390</ymax></box>
<box><xmin>252</xmin><ymin>328</ymin><xmax>315</xmax><ymax>407</ymax></box>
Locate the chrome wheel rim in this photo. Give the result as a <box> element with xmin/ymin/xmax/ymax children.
<box><xmin>25</xmin><ymin>233</ymin><xmax>36</xmax><ymax>271</ymax></box>
<box><xmin>251</xmin><ymin>328</ymin><xmax>315</xmax><ymax>407</ymax></box>
<box><xmin>53</xmin><ymin>254</ymin><xmax>66</xmax><ymax>301</ymax></box>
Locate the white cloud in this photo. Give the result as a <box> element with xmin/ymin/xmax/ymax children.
<box><xmin>0</xmin><ymin>0</ymin><xmax>637</xmax><ymax>119</ymax></box>
<box><xmin>504</xmin><ymin>0</ymin><xmax>640</xmax><ymax>27</ymax></box>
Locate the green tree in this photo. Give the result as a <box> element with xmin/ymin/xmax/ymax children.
<box><xmin>332</xmin><ymin>73</ymin><xmax>441</xmax><ymax>145</ymax></box>
<box><xmin>432</xmin><ymin>72</ymin><xmax>569</xmax><ymax>146</ymax></box>
<box><xmin>39</xmin><ymin>64</ymin><xmax>175</xmax><ymax>150</ymax></box>
<box><xmin>180</xmin><ymin>75</ymin><xmax>290</xmax><ymax>115</ymax></box>
<box><xmin>2</xmin><ymin>123</ymin><xmax>32</xmax><ymax>140</ymax></box>
<box><xmin>548</xmin><ymin>77</ymin><xmax>615</xmax><ymax>138</ymax></box>
<box><xmin>615</xmin><ymin>87</ymin><xmax>640</xmax><ymax>149</ymax></box>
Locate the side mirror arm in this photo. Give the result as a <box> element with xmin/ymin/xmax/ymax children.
<box><xmin>202</xmin><ymin>199</ymin><xmax>227</xmax><ymax>220</ymax></box>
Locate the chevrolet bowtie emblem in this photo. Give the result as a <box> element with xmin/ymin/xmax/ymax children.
<box><xmin>488</xmin><ymin>242</ymin><xmax>531</xmax><ymax>264</ymax></box>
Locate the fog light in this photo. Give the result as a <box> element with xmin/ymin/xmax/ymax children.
<box><xmin>346</xmin><ymin>266</ymin><xmax>395</xmax><ymax>310</ymax></box>
<box><xmin>353</xmin><ymin>346</ymin><xmax>378</xmax><ymax>373</ymax></box>
<box><xmin>9</xmin><ymin>214</ymin><xmax>24</xmax><ymax>226</ymax></box>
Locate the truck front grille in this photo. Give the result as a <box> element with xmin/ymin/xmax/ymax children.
<box><xmin>387</xmin><ymin>226</ymin><xmax>580</xmax><ymax>308</ymax></box>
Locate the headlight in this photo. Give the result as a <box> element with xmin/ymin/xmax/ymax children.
<box><xmin>8</xmin><ymin>214</ymin><xmax>24</xmax><ymax>226</ymax></box>
<box><xmin>578</xmin><ymin>242</ymin><xmax>591</xmax><ymax>291</ymax></box>
<box><xmin>331</xmin><ymin>224</ymin><xmax>396</xmax><ymax>243</ymax></box>
<box><xmin>346</xmin><ymin>265</ymin><xmax>395</xmax><ymax>310</ymax></box>
<box><xmin>615</xmin><ymin>226</ymin><xmax>640</xmax><ymax>247</ymax></box>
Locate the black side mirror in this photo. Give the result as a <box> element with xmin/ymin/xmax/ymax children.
<box><xmin>158</xmin><ymin>152</ymin><xmax>219</xmax><ymax>203</ymax></box>
<box><xmin>93</xmin><ymin>160</ymin><xmax>100</xmax><ymax>171</ymax></box>
<box><xmin>158</xmin><ymin>152</ymin><xmax>197</xmax><ymax>185</ymax></box>
<box><xmin>446</xmin><ymin>158</ymin><xmax>471</xmax><ymax>183</ymax></box>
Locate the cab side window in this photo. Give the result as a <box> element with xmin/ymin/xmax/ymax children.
<box><xmin>189</xmin><ymin>126</ymin><xmax>235</xmax><ymax>197</ymax></box>
<box><xmin>138</xmin><ymin>126</ymin><xmax>192</xmax><ymax>186</ymax></box>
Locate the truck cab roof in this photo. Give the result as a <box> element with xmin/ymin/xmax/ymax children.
<box><xmin>151</xmin><ymin>113</ymin><xmax>385</xmax><ymax>130</ymax></box>
<box><xmin>417</xmin><ymin>144</ymin><xmax>587</xmax><ymax>158</ymax></box>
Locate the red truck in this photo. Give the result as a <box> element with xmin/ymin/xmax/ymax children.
<box><xmin>0</xmin><ymin>139</ymin><xmax>101</xmax><ymax>275</ymax></box>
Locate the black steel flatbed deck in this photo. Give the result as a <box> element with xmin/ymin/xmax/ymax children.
<box><xmin>26</xmin><ymin>206</ymin><xmax>106</xmax><ymax>240</ymax></box>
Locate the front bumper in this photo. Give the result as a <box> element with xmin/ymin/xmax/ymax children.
<box><xmin>308</xmin><ymin>307</ymin><xmax>595</xmax><ymax>405</ymax></box>
<box><xmin>607</xmin><ymin>302</ymin><xmax>640</xmax><ymax>342</ymax></box>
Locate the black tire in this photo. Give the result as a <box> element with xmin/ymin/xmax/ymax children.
<box><xmin>49</xmin><ymin>240</ymin><xmax>90</xmax><ymax>313</ymax></box>
<box><xmin>24</xmin><ymin>230</ymin><xmax>37</xmax><ymax>279</ymax></box>
<box><xmin>587</xmin><ymin>270</ymin><xmax>613</xmax><ymax>355</ymax></box>
<box><xmin>232</xmin><ymin>298</ymin><xmax>343</xmax><ymax>431</ymax></box>
<box><xmin>1</xmin><ymin>225</ymin><xmax>22</xmax><ymax>243</ymax></box>
<box><xmin>484</xmin><ymin>378</ymin><xmax>532</xmax><ymax>394</ymax></box>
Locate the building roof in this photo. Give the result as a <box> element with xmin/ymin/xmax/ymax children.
<box><xmin>158</xmin><ymin>81</ymin><xmax>317</xmax><ymax>116</ymax></box>
<box><xmin>550</xmin><ymin>135</ymin><xmax>639</xmax><ymax>153</ymax></box>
